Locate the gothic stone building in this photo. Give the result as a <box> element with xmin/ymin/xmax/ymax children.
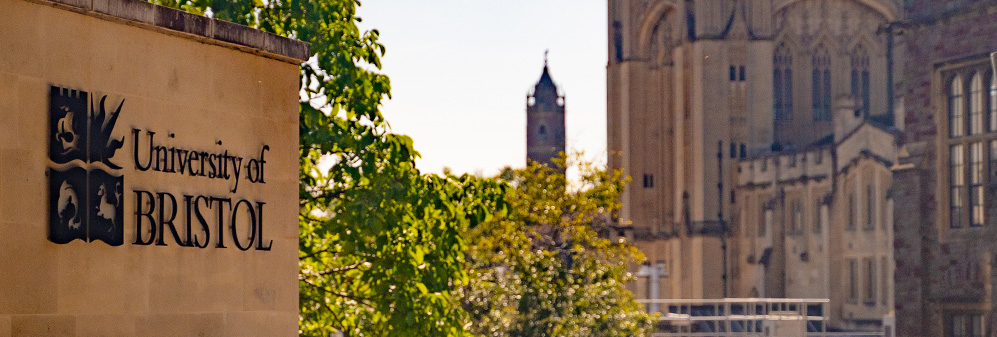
<box><xmin>735</xmin><ymin>97</ymin><xmax>899</xmax><ymax>332</ymax></box>
<box><xmin>607</xmin><ymin>0</ymin><xmax>903</xmax><ymax>332</ymax></box>
<box><xmin>894</xmin><ymin>0</ymin><xmax>997</xmax><ymax>336</ymax></box>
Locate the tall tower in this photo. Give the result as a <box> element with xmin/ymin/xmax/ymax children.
<box><xmin>607</xmin><ymin>0</ymin><xmax>774</xmax><ymax>300</ymax></box>
<box><xmin>526</xmin><ymin>52</ymin><xmax>566</xmax><ymax>168</ymax></box>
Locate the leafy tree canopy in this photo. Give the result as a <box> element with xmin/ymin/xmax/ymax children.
<box><xmin>155</xmin><ymin>0</ymin><xmax>506</xmax><ymax>335</ymax></box>
<box><xmin>460</xmin><ymin>155</ymin><xmax>654</xmax><ymax>337</ymax></box>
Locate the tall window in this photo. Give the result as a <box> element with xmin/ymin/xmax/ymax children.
<box><xmin>613</xmin><ymin>21</ymin><xmax>623</xmax><ymax>62</ymax></box>
<box><xmin>990</xmin><ymin>140</ymin><xmax>997</xmax><ymax>182</ymax></box>
<box><xmin>971</xmin><ymin>142</ymin><xmax>984</xmax><ymax>226</ymax></box>
<box><xmin>730</xmin><ymin>65</ymin><xmax>746</xmax><ymax>81</ymax></box>
<box><xmin>774</xmin><ymin>43</ymin><xmax>793</xmax><ymax>120</ymax></box>
<box><xmin>851</xmin><ymin>44</ymin><xmax>870</xmax><ymax>117</ymax></box>
<box><xmin>865</xmin><ymin>184</ymin><xmax>875</xmax><ymax>230</ymax></box>
<box><xmin>848</xmin><ymin>259</ymin><xmax>858</xmax><ymax>302</ymax></box>
<box><xmin>951</xmin><ymin>144</ymin><xmax>965</xmax><ymax>228</ymax></box>
<box><xmin>948</xmin><ymin>312</ymin><xmax>985</xmax><ymax>337</ymax></box>
<box><xmin>971</xmin><ymin>74</ymin><xmax>984</xmax><ymax>135</ymax></box>
<box><xmin>864</xmin><ymin>258</ymin><xmax>875</xmax><ymax>304</ymax></box>
<box><xmin>848</xmin><ymin>192</ymin><xmax>856</xmax><ymax>230</ymax></box>
<box><xmin>948</xmin><ymin>65</ymin><xmax>996</xmax><ymax>230</ymax></box>
<box><xmin>951</xmin><ymin>76</ymin><xmax>965</xmax><ymax>137</ymax></box>
<box><xmin>815</xmin><ymin>201</ymin><xmax>827</xmax><ymax>234</ymax></box>
<box><xmin>761</xmin><ymin>208</ymin><xmax>772</xmax><ymax>237</ymax></box>
<box><xmin>880</xmin><ymin>256</ymin><xmax>888</xmax><ymax>305</ymax></box>
<box><xmin>812</xmin><ymin>44</ymin><xmax>831</xmax><ymax>121</ymax></box>
<box><xmin>990</xmin><ymin>80</ymin><xmax>997</xmax><ymax>132</ymax></box>
<box><xmin>790</xmin><ymin>199</ymin><xmax>802</xmax><ymax>234</ymax></box>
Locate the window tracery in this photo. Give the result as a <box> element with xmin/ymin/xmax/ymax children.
<box><xmin>812</xmin><ymin>43</ymin><xmax>831</xmax><ymax>121</ymax></box>
<box><xmin>774</xmin><ymin>43</ymin><xmax>793</xmax><ymax>121</ymax></box>
<box><xmin>851</xmin><ymin>44</ymin><xmax>870</xmax><ymax>117</ymax></box>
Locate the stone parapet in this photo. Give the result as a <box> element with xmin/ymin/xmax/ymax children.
<box><xmin>28</xmin><ymin>0</ymin><xmax>310</xmax><ymax>64</ymax></box>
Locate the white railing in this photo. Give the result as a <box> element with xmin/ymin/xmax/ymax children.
<box><xmin>650</xmin><ymin>332</ymin><xmax>883</xmax><ymax>337</ymax></box>
<box><xmin>637</xmin><ymin>298</ymin><xmax>884</xmax><ymax>337</ymax></box>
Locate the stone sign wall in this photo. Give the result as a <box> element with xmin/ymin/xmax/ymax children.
<box><xmin>0</xmin><ymin>0</ymin><xmax>306</xmax><ymax>335</ymax></box>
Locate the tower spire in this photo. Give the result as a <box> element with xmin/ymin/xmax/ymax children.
<box><xmin>526</xmin><ymin>51</ymin><xmax>565</xmax><ymax>168</ymax></box>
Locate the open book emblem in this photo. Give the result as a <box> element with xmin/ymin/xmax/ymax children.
<box><xmin>48</xmin><ymin>86</ymin><xmax>125</xmax><ymax>246</ymax></box>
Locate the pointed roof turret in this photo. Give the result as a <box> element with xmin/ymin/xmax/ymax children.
<box><xmin>536</xmin><ymin>65</ymin><xmax>555</xmax><ymax>90</ymax></box>
<box><xmin>531</xmin><ymin>50</ymin><xmax>561</xmax><ymax>106</ymax></box>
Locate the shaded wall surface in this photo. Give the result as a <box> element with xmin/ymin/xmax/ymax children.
<box><xmin>895</xmin><ymin>0</ymin><xmax>997</xmax><ymax>336</ymax></box>
<box><xmin>0</xmin><ymin>0</ymin><xmax>306</xmax><ymax>335</ymax></box>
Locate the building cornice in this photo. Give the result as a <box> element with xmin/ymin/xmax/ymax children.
<box><xmin>27</xmin><ymin>0</ymin><xmax>310</xmax><ymax>64</ymax></box>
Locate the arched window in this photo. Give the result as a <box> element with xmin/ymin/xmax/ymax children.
<box><xmin>949</xmin><ymin>75</ymin><xmax>966</xmax><ymax>228</ymax></box>
<box><xmin>850</xmin><ymin>44</ymin><xmax>870</xmax><ymax>117</ymax></box>
<box><xmin>989</xmin><ymin>76</ymin><xmax>996</xmax><ymax>132</ymax></box>
<box><xmin>613</xmin><ymin>21</ymin><xmax>623</xmax><ymax>62</ymax></box>
<box><xmin>967</xmin><ymin>74</ymin><xmax>985</xmax><ymax>226</ymax></box>
<box><xmin>950</xmin><ymin>76</ymin><xmax>965</xmax><ymax>138</ymax></box>
<box><xmin>970</xmin><ymin>73</ymin><xmax>984</xmax><ymax>135</ymax></box>
<box><xmin>648</xmin><ymin>17</ymin><xmax>674</xmax><ymax>66</ymax></box>
<box><xmin>650</xmin><ymin>22</ymin><xmax>663</xmax><ymax>64</ymax></box>
<box><xmin>946</xmin><ymin>64</ymin><xmax>996</xmax><ymax>231</ymax></box>
<box><xmin>539</xmin><ymin>125</ymin><xmax>547</xmax><ymax>136</ymax></box>
<box><xmin>774</xmin><ymin>43</ymin><xmax>792</xmax><ymax>121</ymax></box>
<box><xmin>812</xmin><ymin>44</ymin><xmax>831</xmax><ymax>121</ymax></box>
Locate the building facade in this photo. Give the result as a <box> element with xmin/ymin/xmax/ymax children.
<box><xmin>734</xmin><ymin>98</ymin><xmax>898</xmax><ymax>332</ymax></box>
<box><xmin>526</xmin><ymin>58</ymin><xmax>566</xmax><ymax>167</ymax></box>
<box><xmin>894</xmin><ymin>1</ymin><xmax>997</xmax><ymax>336</ymax></box>
<box><xmin>607</xmin><ymin>0</ymin><xmax>903</xmax><ymax>332</ymax></box>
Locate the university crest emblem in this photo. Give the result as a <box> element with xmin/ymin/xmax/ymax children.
<box><xmin>48</xmin><ymin>86</ymin><xmax>125</xmax><ymax>246</ymax></box>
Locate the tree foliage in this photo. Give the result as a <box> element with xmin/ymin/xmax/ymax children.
<box><xmin>159</xmin><ymin>1</ymin><xmax>651</xmax><ymax>336</ymax></box>
<box><xmin>155</xmin><ymin>0</ymin><xmax>506</xmax><ymax>335</ymax></box>
<box><xmin>460</xmin><ymin>155</ymin><xmax>654</xmax><ymax>337</ymax></box>
<box><xmin>299</xmin><ymin>163</ymin><xmax>505</xmax><ymax>337</ymax></box>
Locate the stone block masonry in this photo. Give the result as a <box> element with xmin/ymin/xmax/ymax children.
<box><xmin>0</xmin><ymin>0</ymin><xmax>307</xmax><ymax>335</ymax></box>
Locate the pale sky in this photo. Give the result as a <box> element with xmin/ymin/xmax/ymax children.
<box><xmin>357</xmin><ymin>1</ymin><xmax>608</xmax><ymax>177</ymax></box>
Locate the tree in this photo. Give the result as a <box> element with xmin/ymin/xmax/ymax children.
<box><xmin>299</xmin><ymin>162</ymin><xmax>505</xmax><ymax>337</ymax></box>
<box><xmin>460</xmin><ymin>155</ymin><xmax>654</xmax><ymax>337</ymax></box>
<box><xmin>156</xmin><ymin>1</ymin><xmax>506</xmax><ymax>335</ymax></box>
